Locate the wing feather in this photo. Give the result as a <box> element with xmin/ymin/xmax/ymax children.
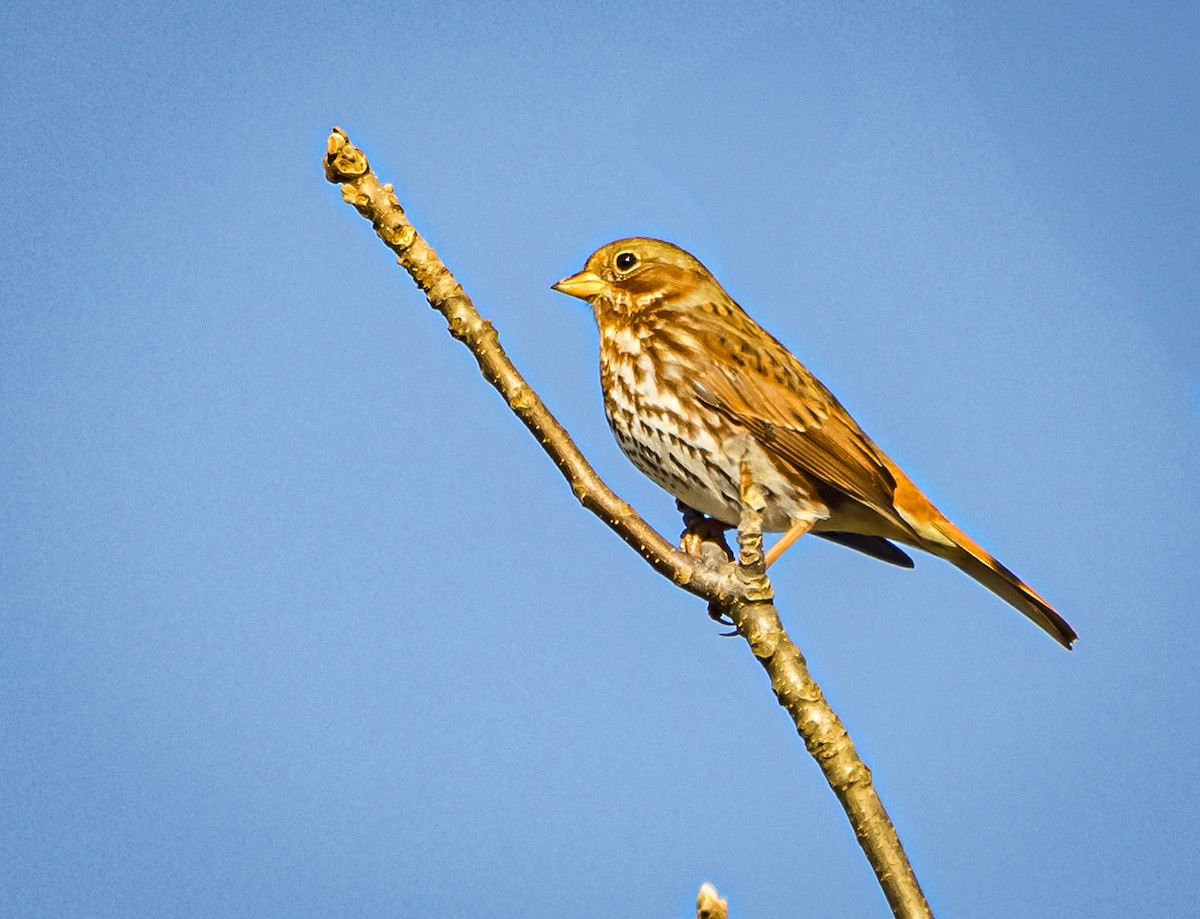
<box><xmin>679</xmin><ymin>311</ymin><xmax>903</xmax><ymax>524</ymax></box>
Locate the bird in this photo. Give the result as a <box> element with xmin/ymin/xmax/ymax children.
<box><xmin>552</xmin><ymin>237</ymin><xmax>1076</xmax><ymax>648</ymax></box>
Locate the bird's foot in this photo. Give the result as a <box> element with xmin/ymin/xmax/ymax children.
<box><xmin>676</xmin><ymin>501</ymin><xmax>738</xmax><ymax>633</ymax></box>
<box><xmin>676</xmin><ymin>501</ymin><xmax>734</xmax><ymax>563</ymax></box>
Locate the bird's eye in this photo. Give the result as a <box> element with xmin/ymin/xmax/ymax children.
<box><xmin>614</xmin><ymin>251</ymin><xmax>639</xmax><ymax>272</ymax></box>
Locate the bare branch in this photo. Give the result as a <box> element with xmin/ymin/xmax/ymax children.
<box><xmin>322</xmin><ymin>126</ymin><xmax>933</xmax><ymax>919</ymax></box>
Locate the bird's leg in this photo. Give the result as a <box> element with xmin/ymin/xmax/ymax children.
<box><xmin>732</xmin><ymin>464</ymin><xmax>812</xmax><ymax>567</ymax></box>
<box><xmin>676</xmin><ymin>500</ymin><xmax>733</xmax><ymax>562</ymax></box>
<box><xmin>764</xmin><ymin>518</ymin><xmax>814</xmax><ymax>568</ymax></box>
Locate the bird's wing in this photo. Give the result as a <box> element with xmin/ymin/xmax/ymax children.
<box><xmin>689</xmin><ymin>328</ymin><xmax>903</xmax><ymax>522</ymax></box>
<box><xmin>815</xmin><ymin>531</ymin><xmax>916</xmax><ymax>567</ymax></box>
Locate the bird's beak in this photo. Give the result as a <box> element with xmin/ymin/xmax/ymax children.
<box><xmin>551</xmin><ymin>270</ymin><xmax>607</xmax><ymax>301</ymax></box>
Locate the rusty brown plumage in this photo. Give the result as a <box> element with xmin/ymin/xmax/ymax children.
<box><xmin>553</xmin><ymin>237</ymin><xmax>1076</xmax><ymax>648</ymax></box>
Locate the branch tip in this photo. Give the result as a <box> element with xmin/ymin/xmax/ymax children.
<box><xmin>696</xmin><ymin>882</ymin><xmax>728</xmax><ymax>919</ymax></box>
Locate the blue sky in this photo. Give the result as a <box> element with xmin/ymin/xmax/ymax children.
<box><xmin>3</xmin><ymin>2</ymin><xmax>1198</xmax><ymax>916</ymax></box>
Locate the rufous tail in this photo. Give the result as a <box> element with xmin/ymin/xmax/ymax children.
<box><xmin>923</xmin><ymin>515</ymin><xmax>1077</xmax><ymax>649</ymax></box>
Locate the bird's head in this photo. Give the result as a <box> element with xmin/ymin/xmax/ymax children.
<box><xmin>552</xmin><ymin>238</ymin><xmax>720</xmax><ymax>314</ymax></box>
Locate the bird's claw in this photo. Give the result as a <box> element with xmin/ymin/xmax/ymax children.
<box><xmin>678</xmin><ymin>505</ymin><xmax>734</xmax><ymax>564</ymax></box>
<box><xmin>707</xmin><ymin>603</ymin><xmax>738</xmax><ymax>635</ymax></box>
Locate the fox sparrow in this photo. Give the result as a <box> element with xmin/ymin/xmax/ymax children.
<box><xmin>553</xmin><ymin>238</ymin><xmax>1076</xmax><ymax>648</ymax></box>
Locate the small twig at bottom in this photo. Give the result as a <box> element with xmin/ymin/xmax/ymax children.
<box><xmin>696</xmin><ymin>882</ymin><xmax>729</xmax><ymax>919</ymax></box>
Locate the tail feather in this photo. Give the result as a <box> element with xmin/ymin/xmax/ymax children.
<box><xmin>926</xmin><ymin>517</ymin><xmax>1077</xmax><ymax>649</ymax></box>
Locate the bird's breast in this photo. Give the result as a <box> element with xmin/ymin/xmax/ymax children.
<box><xmin>598</xmin><ymin>336</ymin><xmax>825</xmax><ymax>529</ymax></box>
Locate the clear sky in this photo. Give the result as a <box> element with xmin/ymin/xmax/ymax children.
<box><xmin>3</xmin><ymin>2</ymin><xmax>1198</xmax><ymax>917</ymax></box>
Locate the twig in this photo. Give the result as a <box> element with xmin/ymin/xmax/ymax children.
<box><xmin>322</xmin><ymin>126</ymin><xmax>933</xmax><ymax>919</ymax></box>
<box><xmin>696</xmin><ymin>882</ymin><xmax>729</xmax><ymax>919</ymax></box>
